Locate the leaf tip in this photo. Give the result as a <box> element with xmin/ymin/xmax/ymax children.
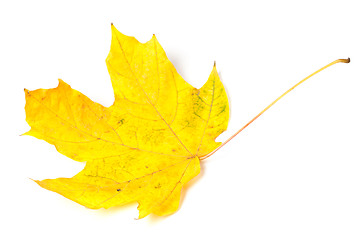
<box><xmin>21</xmin><ymin>130</ymin><xmax>32</xmax><ymax>137</ymax></box>
<box><xmin>29</xmin><ymin>177</ymin><xmax>39</xmax><ymax>184</ymax></box>
<box><xmin>111</xmin><ymin>23</ymin><xmax>117</xmax><ymax>31</ymax></box>
<box><xmin>212</xmin><ymin>61</ymin><xmax>218</xmax><ymax>73</ymax></box>
<box><xmin>57</xmin><ymin>79</ymin><xmax>69</xmax><ymax>88</ymax></box>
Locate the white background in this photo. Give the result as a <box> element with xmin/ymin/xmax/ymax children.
<box><xmin>1</xmin><ymin>0</ymin><xmax>364</xmax><ymax>239</ymax></box>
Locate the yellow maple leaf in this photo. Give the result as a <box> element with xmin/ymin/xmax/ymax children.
<box><xmin>24</xmin><ymin>24</ymin><xmax>229</xmax><ymax>218</ymax></box>
<box><xmin>24</xmin><ymin>23</ymin><xmax>350</xmax><ymax>219</ymax></box>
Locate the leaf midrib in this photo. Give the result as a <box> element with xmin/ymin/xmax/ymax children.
<box><xmin>28</xmin><ymin>93</ymin><xmax>190</xmax><ymax>158</ymax></box>
<box><xmin>113</xmin><ymin>35</ymin><xmax>192</xmax><ymax>155</ymax></box>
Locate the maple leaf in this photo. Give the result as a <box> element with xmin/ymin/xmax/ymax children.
<box><xmin>24</xmin><ymin>24</ymin><xmax>229</xmax><ymax>218</ymax></box>
<box><xmin>24</xmin><ymin>23</ymin><xmax>350</xmax><ymax>219</ymax></box>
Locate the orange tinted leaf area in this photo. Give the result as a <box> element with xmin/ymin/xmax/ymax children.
<box><xmin>24</xmin><ymin>24</ymin><xmax>229</xmax><ymax>219</ymax></box>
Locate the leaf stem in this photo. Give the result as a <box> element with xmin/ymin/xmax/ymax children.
<box><xmin>199</xmin><ymin>58</ymin><xmax>350</xmax><ymax>160</ymax></box>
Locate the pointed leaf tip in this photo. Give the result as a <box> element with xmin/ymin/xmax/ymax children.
<box><xmin>57</xmin><ymin>79</ymin><xmax>63</xmax><ymax>86</ymax></box>
<box><xmin>21</xmin><ymin>130</ymin><xmax>33</xmax><ymax>137</ymax></box>
<box><xmin>20</xmin><ymin>132</ymin><xmax>27</xmax><ymax>137</ymax></box>
<box><xmin>110</xmin><ymin>23</ymin><xmax>116</xmax><ymax>31</ymax></box>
